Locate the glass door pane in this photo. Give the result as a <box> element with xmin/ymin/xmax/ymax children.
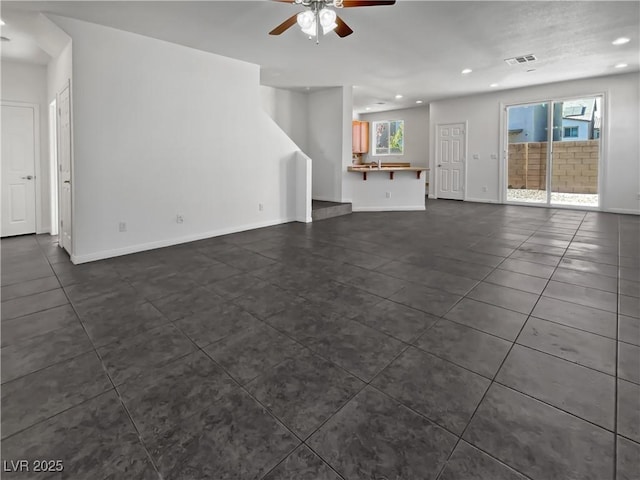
<box><xmin>506</xmin><ymin>102</ymin><xmax>550</xmax><ymax>204</ymax></box>
<box><xmin>550</xmin><ymin>97</ymin><xmax>601</xmax><ymax>208</ymax></box>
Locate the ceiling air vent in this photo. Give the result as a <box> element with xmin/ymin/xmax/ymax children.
<box><xmin>504</xmin><ymin>54</ymin><xmax>537</xmax><ymax>66</ymax></box>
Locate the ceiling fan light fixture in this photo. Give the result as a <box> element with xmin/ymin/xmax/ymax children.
<box><xmin>319</xmin><ymin>8</ymin><xmax>337</xmax><ymax>27</ymax></box>
<box><xmin>322</xmin><ymin>22</ymin><xmax>337</xmax><ymax>35</ymax></box>
<box><xmin>302</xmin><ymin>21</ymin><xmax>317</xmax><ymax>36</ymax></box>
<box><xmin>319</xmin><ymin>8</ymin><xmax>337</xmax><ymax>34</ymax></box>
<box><xmin>297</xmin><ymin>10</ymin><xmax>315</xmax><ymax>29</ymax></box>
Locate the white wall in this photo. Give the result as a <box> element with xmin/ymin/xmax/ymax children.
<box><xmin>349</xmin><ymin>172</ymin><xmax>426</xmax><ymax>212</ymax></box>
<box><xmin>340</xmin><ymin>86</ymin><xmax>354</xmax><ymax>204</ymax></box>
<box><xmin>430</xmin><ymin>72</ymin><xmax>640</xmax><ymax>213</ymax></box>
<box><xmin>1</xmin><ymin>60</ymin><xmax>50</xmax><ymax>233</ymax></box>
<box><xmin>47</xmin><ymin>41</ymin><xmax>72</xmax><ymax>106</ymax></box>
<box><xmin>50</xmin><ymin>16</ymin><xmax>302</xmax><ymax>263</ymax></box>
<box><xmin>295</xmin><ymin>151</ymin><xmax>312</xmax><ymax>223</ymax></box>
<box><xmin>260</xmin><ymin>86</ymin><xmax>309</xmax><ymax>154</ymax></box>
<box><xmin>358</xmin><ymin>106</ymin><xmax>430</xmax><ymax>168</ymax></box>
<box><xmin>308</xmin><ymin>87</ymin><xmax>345</xmax><ymax>202</ymax></box>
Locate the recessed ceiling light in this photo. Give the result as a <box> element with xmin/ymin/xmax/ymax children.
<box><xmin>490</xmin><ymin>83</ymin><xmax>499</xmax><ymax>88</ymax></box>
<box><xmin>461</xmin><ymin>68</ymin><xmax>472</xmax><ymax>75</ymax></box>
<box><xmin>0</xmin><ymin>19</ymin><xmax>5</xmax><ymax>26</ymax></box>
<box><xmin>395</xmin><ymin>94</ymin><xmax>403</xmax><ymax>99</ymax></box>
<box><xmin>612</xmin><ymin>37</ymin><xmax>630</xmax><ymax>46</ymax></box>
<box><xmin>416</xmin><ymin>100</ymin><xmax>423</xmax><ymax>104</ymax></box>
<box><xmin>365</xmin><ymin>107</ymin><xmax>371</xmax><ymax>111</ymax></box>
<box><xmin>615</xmin><ymin>63</ymin><xmax>628</xmax><ymax>68</ymax></box>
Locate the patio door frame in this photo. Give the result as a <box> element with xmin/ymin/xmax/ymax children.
<box><xmin>500</xmin><ymin>92</ymin><xmax>606</xmax><ymax>211</ymax></box>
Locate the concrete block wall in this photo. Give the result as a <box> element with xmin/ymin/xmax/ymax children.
<box><xmin>508</xmin><ymin>140</ymin><xmax>599</xmax><ymax>194</ymax></box>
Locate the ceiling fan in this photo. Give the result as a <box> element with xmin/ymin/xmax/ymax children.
<box><xmin>269</xmin><ymin>0</ymin><xmax>396</xmax><ymax>43</ymax></box>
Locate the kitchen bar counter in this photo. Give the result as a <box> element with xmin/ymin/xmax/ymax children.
<box><xmin>348</xmin><ymin>165</ymin><xmax>429</xmax><ymax>180</ymax></box>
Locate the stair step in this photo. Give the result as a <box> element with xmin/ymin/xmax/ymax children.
<box><xmin>312</xmin><ymin>200</ymin><xmax>352</xmax><ymax>221</ymax></box>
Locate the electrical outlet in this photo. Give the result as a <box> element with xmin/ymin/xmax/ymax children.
<box><xmin>118</xmin><ymin>222</ymin><xmax>127</xmax><ymax>232</ymax></box>
<box><xmin>385</xmin><ymin>192</ymin><xmax>391</xmax><ymax>199</ymax></box>
<box><xmin>176</xmin><ymin>215</ymin><xmax>184</xmax><ymax>224</ymax></box>
<box><xmin>472</xmin><ymin>154</ymin><xmax>479</xmax><ymax>160</ymax></box>
<box><xmin>482</xmin><ymin>186</ymin><xmax>488</xmax><ymax>193</ymax></box>
<box><xmin>259</xmin><ymin>203</ymin><xmax>264</xmax><ymax>211</ymax></box>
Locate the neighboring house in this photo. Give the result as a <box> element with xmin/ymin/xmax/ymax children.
<box><xmin>561</xmin><ymin>98</ymin><xmax>598</xmax><ymax>141</ymax></box>
<box><xmin>508</xmin><ymin>103</ymin><xmax>562</xmax><ymax>142</ymax></box>
<box><xmin>508</xmin><ymin>98</ymin><xmax>601</xmax><ymax>143</ymax></box>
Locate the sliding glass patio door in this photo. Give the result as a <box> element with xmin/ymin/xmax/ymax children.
<box><xmin>505</xmin><ymin>96</ymin><xmax>602</xmax><ymax>209</ymax></box>
<box><xmin>506</xmin><ymin>101</ymin><xmax>550</xmax><ymax>205</ymax></box>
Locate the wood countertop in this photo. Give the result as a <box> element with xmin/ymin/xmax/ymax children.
<box><xmin>347</xmin><ymin>165</ymin><xmax>429</xmax><ymax>180</ymax></box>
<box><xmin>348</xmin><ymin>166</ymin><xmax>428</xmax><ymax>172</ymax></box>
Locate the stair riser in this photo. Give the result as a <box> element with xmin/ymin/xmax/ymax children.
<box><xmin>312</xmin><ymin>205</ymin><xmax>352</xmax><ymax>221</ymax></box>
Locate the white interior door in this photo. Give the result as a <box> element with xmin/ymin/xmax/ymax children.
<box><xmin>1</xmin><ymin>104</ymin><xmax>37</xmax><ymax>237</ymax></box>
<box><xmin>58</xmin><ymin>84</ymin><xmax>72</xmax><ymax>253</ymax></box>
<box><xmin>436</xmin><ymin>123</ymin><xmax>466</xmax><ymax>200</ymax></box>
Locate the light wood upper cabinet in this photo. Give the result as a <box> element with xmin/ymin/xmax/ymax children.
<box><xmin>352</xmin><ymin>121</ymin><xmax>369</xmax><ymax>154</ymax></box>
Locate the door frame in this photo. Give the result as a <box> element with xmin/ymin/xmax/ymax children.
<box><xmin>500</xmin><ymin>92</ymin><xmax>606</xmax><ymax>211</ymax></box>
<box><xmin>49</xmin><ymin>99</ymin><xmax>59</xmax><ymax>236</ymax></box>
<box><xmin>57</xmin><ymin>79</ymin><xmax>74</xmax><ymax>255</ymax></box>
<box><xmin>1</xmin><ymin>100</ymin><xmax>42</xmax><ymax>234</ymax></box>
<box><xmin>433</xmin><ymin>121</ymin><xmax>468</xmax><ymax>200</ymax></box>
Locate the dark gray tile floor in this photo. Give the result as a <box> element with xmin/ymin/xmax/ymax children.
<box><xmin>1</xmin><ymin>200</ymin><xmax>638</xmax><ymax>479</ymax></box>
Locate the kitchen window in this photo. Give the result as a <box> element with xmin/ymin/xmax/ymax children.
<box><xmin>373</xmin><ymin>120</ymin><xmax>404</xmax><ymax>155</ymax></box>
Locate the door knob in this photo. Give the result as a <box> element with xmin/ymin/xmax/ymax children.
<box><xmin>22</xmin><ymin>175</ymin><xmax>34</xmax><ymax>180</ymax></box>
<box><xmin>63</xmin><ymin>180</ymin><xmax>71</xmax><ymax>184</ymax></box>
<box><xmin>437</xmin><ymin>164</ymin><xmax>442</xmax><ymax>167</ymax></box>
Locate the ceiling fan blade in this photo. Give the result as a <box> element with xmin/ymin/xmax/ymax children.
<box><xmin>269</xmin><ymin>13</ymin><xmax>299</xmax><ymax>35</ymax></box>
<box><xmin>334</xmin><ymin>16</ymin><xmax>354</xmax><ymax>37</ymax></box>
<box><xmin>340</xmin><ymin>0</ymin><xmax>396</xmax><ymax>7</ymax></box>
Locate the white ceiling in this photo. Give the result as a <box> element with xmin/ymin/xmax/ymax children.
<box><xmin>2</xmin><ymin>1</ymin><xmax>639</xmax><ymax>112</ymax></box>
<box><xmin>0</xmin><ymin>13</ymin><xmax>51</xmax><ymax>65</ymax></box>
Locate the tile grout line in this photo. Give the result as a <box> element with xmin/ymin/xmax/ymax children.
<box><xmin>38</xmin><ymin>240</ymin><xmax>166</xmax><ymax>480</ymax></box>
<box><xmin>613</xmin><ymin>214</ymin><xmax>621</xmax><ymax>480</ymax></box>
<box><xmin>435</xmin><ymin>209</ymin><xmax>591</xmax><ymax>480</ymax></box>
<box><xmin>432</xmin><ymin>210</ymin><xmax>553</xmax><ymax>480</ymax></box>
<box><xmin>171</xmin><ymin>293</ymin><xmax>422</xmax><ymax>479</ymax></box>
<box><xmin>167</xmin><ymin>317</ymin><xmax>318</xmax><ymax>480</ymax></box>
<box><xmin>4</xmin><ymin>212</ymin><xmax>633</xmax><ymax>479</ymax></box>
<box><xmin>294</xmin><ymin>342</ymin><xmax>417</xmax><ymax>480</ymax></box>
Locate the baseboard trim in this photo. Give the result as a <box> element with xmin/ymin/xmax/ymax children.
<box><xmin>70</xmin><ymin>217</ymin><xmax>296</xmax><ymax>264</ymax></box>
<box><xmin>352</xmin><ymin>205</ymin><xmax>426</xmax><ymax>212</ymax></box>
<box><xmin>603</xmin><ymin>207</ymin><xmax>640</xmax><ymax>215</ymax></box>
<box><xmin>465</xmin><ymin>197</ymin><xmax>499</xmax><ymax>204</ymax></box>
